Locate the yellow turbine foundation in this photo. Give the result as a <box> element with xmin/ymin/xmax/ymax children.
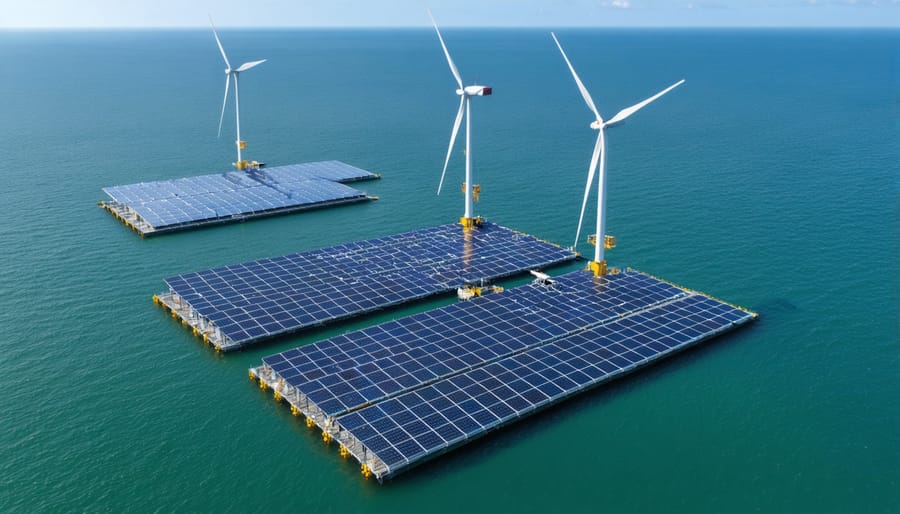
<box><xmin>589</xmin><ymin>260</ymin><xmax>608</xmax><ymax>276</ymax></box>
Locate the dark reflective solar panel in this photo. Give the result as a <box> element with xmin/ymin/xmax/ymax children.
<box><xmin>266</xmin><ymin>270</ymin><xmax>687</xmax><ymax>419</ymax></box>
<box><xmin>104</xmin><ymin>161</ymin><xmax>375</xmax><ymax>231</ymax></box>
<box><xmin>258</xmin><ymin>269</ymin><xmax>754</xmax><ymax>480</ymax></box>
<box><xmin>168</xmin><ymin>221</ymin><xmax>575</xmax><ymax>350</ymax></box>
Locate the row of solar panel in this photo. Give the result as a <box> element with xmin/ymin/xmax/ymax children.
<box><xmin>104</xmin><ymin>173</ymin><xmax>262</xmax><ymax>204</ymax></box>
<box><xmin>164</xmin><ymin>222</ymin><xmax>576</xmax><ymax>348</ymax></box>
<box><xmin>209</xmin><ymin>285</ymin><xmax>442</xmax><ymax>344</ymax></box>
<box><xmin>264</xmin><ymin>161</ymin><xmax>378</xmax><ymax>184</ymax></box>
<box><xmin>103</xmin><ymin>161</ymin><xmax>376</xmax><ymax>229</ymax></box>
<box><xmin>332</xmin><ymin>292</ymin><xmax>752</xmax><ymax>474</ymax></box>
<box><xmin>167</xmin><ymin>222</ymin><xmax>564</xmax><ymax>285</ymax></box>
<box><xmin>104</xmin><ymin>161</ymin><xmax>375</xmax><ymax>204</ymax></box>
<box><xmin>116</xmin><ymin>178</ymin><xmax>365</xmax><ymax>228</ymax></box>
<box><xmin>262</xmin><ymin>271</ymin><xmax>687</xmax><ymax>418</ymax></box>
<box><xmin>263</xmin><ymin>270</ymin><xmax>683</xmax><ymax>373</ymax></box>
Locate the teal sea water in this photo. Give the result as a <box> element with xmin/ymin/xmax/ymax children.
<box><xmin>0</xmin><ymin>28</ymin><xmax>896</xmax><ymax>512</ymax></box>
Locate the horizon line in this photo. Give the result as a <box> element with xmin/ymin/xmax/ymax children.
<box><xmin>2</xmin><ymin>24</ymin><xmax>898</xmax><ymax>30</ymax></box>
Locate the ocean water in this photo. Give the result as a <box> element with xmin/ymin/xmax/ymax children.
<box><xmin>0</xmin><ymin>28</ymin><xmax>896</xmax><ymax>512</ymax></box>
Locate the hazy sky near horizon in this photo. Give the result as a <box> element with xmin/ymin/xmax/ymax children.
<box><xmin>2</xmin><ymin>0</ymin><xmax>897</xmax><ymax>28</ymax></box>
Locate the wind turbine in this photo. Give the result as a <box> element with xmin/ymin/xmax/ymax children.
<box><xmin>210</xmin><ymin>16</ymin><xmax>266</xmax><ymax>171</ymax></box>
<box><xmin>429</xmin><ymin>9</ymin><xmax>492</xmax><ymax>230</ymax></box>
<box><xmin>551</xmin><ymin>32</ymin><xmax>684</xmax><ymax>276</ymax></box>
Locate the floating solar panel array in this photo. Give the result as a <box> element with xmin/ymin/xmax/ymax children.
<box><xmin>156</xmin><ymin>221</ymin><xmax>576</xmax><ymax>351</ymax></box>
<box><xmin>100</xmin><ymin>160</ymin><xmax>378</xmax><ymax>236</ymax></box>
<box><xmin>251</xmin><ymin>269</ymin><xmax>756</xmax><ymax>481</ymax></box>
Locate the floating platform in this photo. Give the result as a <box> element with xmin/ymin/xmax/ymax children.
<box><xmin>156</xmin><ymin>221</ymin><xmax>577</xmax><ymax>351</ymax></box>
<box><xmin>99</xmin><ymin>160</ymin><xmax>379</xmax><ymax>236</ymax></box>
<box><xmin>250</xmin><ymin>268</ymin><xmax>756</xmax><ymax>482</ymax></box>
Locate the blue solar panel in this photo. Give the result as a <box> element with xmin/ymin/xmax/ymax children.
<box><xmin>161</xmin><ymin>221</ymin><xmax>576</xmax><ymax>350</ymax></box>
<box><xmin>332</xmin><ymin>290</ymin><xmax>753</xmax><ymax>477</ymax></box>
<box><xmin>264</xmin><ymin>271</ymin><xmax>686</xmax><ymax>417</ymax></box>
<box><xmin>263</xmin><ymin>161</ymin><xmax>379</xmax><ymax>183</ymax></box>
<box><xmin>253</xmin><ymin>268</ymin><xmax>756</xmax><ymax>480</ymax></box>
<box><xmin>101</xmin><ymin>160</ymin><xmax>376</xmax><ymax>234</ymax></box>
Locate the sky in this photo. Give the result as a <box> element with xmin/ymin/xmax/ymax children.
<box><xmin>1</xmin><ymin>0</ymin><xmax>897</xmax><ymax>28</ymax></box>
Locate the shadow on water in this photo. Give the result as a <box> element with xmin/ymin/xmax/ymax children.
<box><xmin>753</xmin><ymin>298</ymin><xmax>796</xmax><ymax>316</ymax></box>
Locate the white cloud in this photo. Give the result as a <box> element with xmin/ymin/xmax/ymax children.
<box><xmin>601</xmin><ymin>0</ymin><xmax>631</xmax><ymax>8</ymax></box>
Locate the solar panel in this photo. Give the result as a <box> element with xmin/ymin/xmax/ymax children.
<box><xmin>100</xmin><ymin>160</ymin><xmax>377</xmax><ymax>235</ymax></box>
<box><xmin>261</xmin><ymin>271</ymin><xmax>686</xmax><ymax>418</ymax></box>
<box><xmin>334</xmin><ymin>294</ymin><xmax>751</xmax><ymax>475</ymax></box>
<box><xmin>158</xmin><ymin>221</ymin><xmax>576</xmax><ymax>350</ymax></box>
<box><xmin>252</xmin><ymin>268</ymin><xmax>756</xmax><ymax>481</ymax></box>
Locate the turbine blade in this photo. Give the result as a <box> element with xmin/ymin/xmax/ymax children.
<box><xmin>605</xmin><ymin>79</ymin><xmax>685</xmax><ymax>126</ymax></box>
<box><xmin>209</xmin><ymin>15</ymin><xmax>231</xmax><ymax>70</ymax></box>
<box><xmin>574</xmin><ymin>131</ymin><xmax>603</xmax><ymax>247</ymax></box>
<box><xmin>217</xmin><ymin>73</ymin><xmax>230</xmax><ymax>138</ymax></box>
<box><xmin>551</xmin><ymin>32</ymin><xmax>601</xmax><ymax>123</ymax></box>
<box><xmin>438</xmin><ymin>95</ymin><xmax>466</xmax><ymax>195</ymax></box>
<box><xmin>236</xmin><ymin>59</ymin><xmax>267</xmax><ymax>72</ymax></box>
<box><xmin>428</xmin><ymin>8</ymin><xmax>463</xmax><ymax>90</ymax></box>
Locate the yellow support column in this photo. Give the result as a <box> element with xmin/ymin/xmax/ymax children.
<box><xmin>459</xmin><ymin>216</ymin><xmax>483</xmax><ymax>230</ymax></box>
<box><xmin>588</xmin><ymin>260</ymin><xmax>608</xmax><ymax>276</ymax></box>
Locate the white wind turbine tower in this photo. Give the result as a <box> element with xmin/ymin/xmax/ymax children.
<box><xmin>552</xmin><ymin>32</ymin><xmax>684</xmax><ymax>276</ymax></box>
<box><xmin>210</xmin><ymin>16</ymin><xmax>266</xmax><ymax>171</ymax></box>
<box><xmin>429</xmin><ymin>9</ymin><xmax>493</xmax><ymax>230</ymax></box>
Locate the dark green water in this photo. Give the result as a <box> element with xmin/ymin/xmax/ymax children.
<box><xmin>0</xmin><ymin>29</ymin><xmax>896</xmax><ymax>512</ymax></box>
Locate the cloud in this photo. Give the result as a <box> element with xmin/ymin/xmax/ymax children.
<box><xmin>601</xmin><ymin>0</ymin><xmax>631</xmax><ymax>8</ymax></box>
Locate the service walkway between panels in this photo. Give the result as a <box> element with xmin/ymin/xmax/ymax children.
<box><xmin>156</xmin><ymin>221</ymin><xmax>577</xmax><ymax>351</ymax></box>
<box><xmin>100</xmin><ymin>160</ymin><xmax>379</xmax><ymax>236</ymax></box>
<box><xmin>251</xmin><ymin>268</ymin><xmax>756</xmax><ymax>482</ymax></box>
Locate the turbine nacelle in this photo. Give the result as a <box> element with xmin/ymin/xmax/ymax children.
<box><xmin>590</xmin><ymin>120</ymin><xmax>603</xmax><ymax>130</ymax></box>
<box><xmin>458</xmin><ymin>85</ymin><xmax>492</xmax><ymax>96</ymax></box>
